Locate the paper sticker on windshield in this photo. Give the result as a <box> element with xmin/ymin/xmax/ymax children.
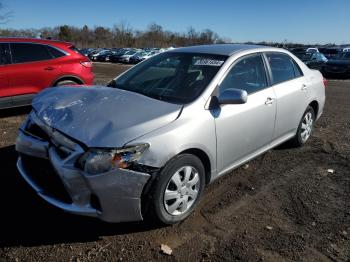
<box><xmin>194</xmin><ymin>59</ymin><xmax>224</xmax><ymax>66</ymax></box>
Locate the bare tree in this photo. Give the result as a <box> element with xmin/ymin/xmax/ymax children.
<box><xmin>113</xmin><ymin>21</ymin><xmax>134</xmax><ymax>47</ymax></box>
<box><xmin>0</xmin><ymin>2</ymin><xmax>12</xmax><ymax>24</ymax></box>
<box><xmin>0</xmin><ymin>17</ymin><xmax>230</xmax><ymax>48</ymax></box>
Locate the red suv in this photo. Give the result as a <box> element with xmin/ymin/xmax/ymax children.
<box><xmin>0</xmin><ymin>38</ymin><xmax>94</xmax><ymax>109</ymax></box>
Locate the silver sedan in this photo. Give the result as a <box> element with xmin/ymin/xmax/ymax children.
<box><xmin>16</xmin><ymin>44</ymin><xmax>326</xmax><ymax>224</ymax></box>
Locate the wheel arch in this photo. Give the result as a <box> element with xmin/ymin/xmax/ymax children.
<box><xmin>52</xmin><ymin>75</ymin><xmax>84</xmax><ymax>86</ymax></box>
<box><xmin>309</xmin><ymin>100</ymin><xmax>319</xmax><ymax>117</ymax></box>
<box><xmin>179</xmin><ymin>148</ymin><xmax>212</xmax><ymax>185</ymax></box>
<box><xmin>140</xmin><ymin>147</ymin><xmax>212</xmax><ymax>221</ymax></box>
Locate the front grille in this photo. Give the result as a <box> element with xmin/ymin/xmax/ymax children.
<box><xmin>21</xmin><ymin>154</ymin><xmax>72</xmax><ymax>204</ymax></box>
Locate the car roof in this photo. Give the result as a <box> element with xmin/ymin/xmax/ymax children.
<box><xmin>168</xmin><ymin>44</ymin><xmax>268</xmax><ymax>56</ymax></box>
<box><xmin>0</xmin><ymin>37</ymin><xmax>73</xmax><ymax>48</ymax></box>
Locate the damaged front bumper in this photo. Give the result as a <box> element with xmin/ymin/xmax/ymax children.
<box><xmin>15</xmin><ymin>113</ymin><xmax>151</xmax><ymax>223</ymax></box>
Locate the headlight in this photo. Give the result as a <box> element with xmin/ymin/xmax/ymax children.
<box><xmin>79</xmin><ymin>144</ymin><xmax>149</xmax><ymax>175</ymax></box>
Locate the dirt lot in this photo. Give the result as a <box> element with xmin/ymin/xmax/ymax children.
<box><xmin>0</xmin><ymin>63</ymin><xmax>349</xmax><ymax>262</ymax></box>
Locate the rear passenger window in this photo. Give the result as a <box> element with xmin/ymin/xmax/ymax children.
<box><xmin>0</xmin><ymin>43</ymin><xmax>11</xmax><ymax>65</ymax></box>
<box><xmin>11</xmin><ymin>43</ymin><xmax>53</xmax><ymax>63</ymax></box>
<box><xmin>266</xmin><ymin>53</ymin><xmax>303</xmax><ymax>85</ymax></box>
<box><xmin>219</xmin><ymin>54</ymin><xmax>268</xmax><ymax>95</ymax></box>
<box><xmin>292</xmin><ymin>60</ymin><xmax>303</xmax><ymax>77</ymax></box>
<box><xmin>47</xmin><ymin>46</ymin><xmax>66</xmax><ymax>58</ymax></box>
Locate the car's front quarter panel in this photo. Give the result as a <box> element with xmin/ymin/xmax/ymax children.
<box><xmin>127</xmin><ymin>99</ymin><xmax>217</xmax><ymax>181</ymax></box>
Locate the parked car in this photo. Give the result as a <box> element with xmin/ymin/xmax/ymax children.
<box><xmin>109</xmin><ymin>48</ymin><xmax>132</xmax><ymax>63</ymax></box>
<box><xmin>323</xmin><ymin>51</ymin><xmax>350</xmax><ymax>78</ymax></box>
<box><xmin>306</xmin><ymin>47</ymin><xmax>319</xmax><ymax>53</ymax></box>
<box><xmin>128</xmin><ymin>51</ymin><xmax>145</xmax><ymax>64</ymax></box>
<box><xmin>0</xmin><ymin>38</ymin><xmax>94</xmax><ymax>109</ymax></box>
<box><xmin>290</xmin><ymin>47</ymin><xmax>307</xmax><ymax>54</ymax></box>
<box><xmin>93</xmin><ymin>50</ymin><xmax>115</xmax><ymax>62</ymax></box>
<box><xmin>294</xmin><ymin>52</ymin><xmax>328</xmax><ymax>70</ymax></box>
<box><xmin>88</xmin><ymin>49</ymin><xmax>107</xmax><ymax>60</ymax></box>
<box><xmin>89</xmin><ymin>49</ymin><xmax>110</xmax><ymax>61</ymax></box>
<box><xmin>79</xmin><ymin>48</ymin><xmax>95</xmax><ymax>57</ymax></box>
<box><xmin>129</xmin><ymin>50</ymin><xmax>158</xmax><ymax>64</ymax></box>
<box><xmin>319</xmin><ymin>47</ymin><xmax>342</xmax><ymax>59</ymax></box>
<box><xmin>118</xmin><ymin>49</ymin><xmax>140</xmax><ymax>63</ymax></box>
<box><xmin>16</xmin><ymin>44</ymin><xmax>325</xmax><ymax>224</ymax></box>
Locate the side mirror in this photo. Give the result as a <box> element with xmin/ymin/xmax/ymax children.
<box><xmin>218</xmin><ymin>88</ymin><xmax>248</xmax><ymax>105</ymax></box>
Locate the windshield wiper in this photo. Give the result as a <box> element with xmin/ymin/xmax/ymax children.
<box><xmin>106</xmin><ymin>79</ymin><xmax>117</xmax><ymax>88</ymax></box>
<box><xmin>107</xmin><ymin>80</ymin><xmax>128</xmax><ymax>90</ymax></box>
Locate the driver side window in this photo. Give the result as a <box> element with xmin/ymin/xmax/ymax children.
<box><xmin>219</xmin><ymin>54</ymin><xmax>268</xmax><ymax>95</ymax></box>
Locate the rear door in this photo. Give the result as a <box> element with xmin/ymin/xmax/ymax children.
<box><xmin>8</xmin><ymin>43</ymin><xmax>62</xmax><ymax>96</ymax></box>
<box><xmin>265</xmin><ymin>52</ymin><xmax>309</xmax><ymax>142</ymax></box>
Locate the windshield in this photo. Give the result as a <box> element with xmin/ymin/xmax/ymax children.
<box><xmin>108</xmin><ymin>52</ymin><xmax>227</xmax><ymax>104</ymax></box>
<box><xmin>310</xmin><ymin>53</ymin><xmax>328</xmax><ymax>62</ymax></box>
<box><xmin>337</xmin><ymin>52</ymin><xmax>350</xmax><ymax>60</ymax></box>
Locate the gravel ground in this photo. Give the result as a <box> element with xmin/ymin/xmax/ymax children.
<box><xmin>0</xmin><ymin>63</ymin><xmax>349</xmax><ymax>262</ymax></box>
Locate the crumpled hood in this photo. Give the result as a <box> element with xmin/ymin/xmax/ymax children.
<box><xmin>32</xmin><ymin>86</ymin><xmax>182</xmax><ymax>147</ymax></box>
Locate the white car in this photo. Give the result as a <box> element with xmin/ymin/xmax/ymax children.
<box><xmin>16</xmin><ymin>44</ymin><xmax>326</xmax><ymax>224</ymax></box>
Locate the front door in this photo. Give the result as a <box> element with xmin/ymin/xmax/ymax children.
<box><xmin>213</xmin><ymin>53</ymin><xmax>276</xmax><ymax>174</ymax></box>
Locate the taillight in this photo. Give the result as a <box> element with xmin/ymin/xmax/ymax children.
<box><xmin>81</xmin><ymin>61</ymin><xmax>92</xmax><ymax>68</ymax></box>
<box><xmin>323</xmin><ymin>78</ymin><xmax>328</xmax><ymax>87</ymax></box>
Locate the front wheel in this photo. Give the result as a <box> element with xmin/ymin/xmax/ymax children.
<box><xmin>149</xmin><ymin>154</ymin><xmax>205</xmax><ymax>224</ymax></box>
<box><xmin>290</xmin><ymin>106</ymin><xmax>315</xmax><ymax>147</ymax></box>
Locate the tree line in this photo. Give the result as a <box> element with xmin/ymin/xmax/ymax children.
<box><xmin>0</xmin><ymin>3</ymin><xmax>344</xmax><ymax>49</ymax></box>
<box><xmin>0</xmin><ymin>23</ymin><xmax>232</xmax><ymax>48</ymax></box>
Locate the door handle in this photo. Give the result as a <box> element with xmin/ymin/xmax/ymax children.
<box><xmin>265</xmin><ymin>97</ymin><xmax>275</xmax><ymax>105</ymax></box>
<box><xmin>301</xmin><ymin>84</ymin><xmax>308</xmax><ymax>91</ymax></box>
<box><xmin>44</xmin><ymin>67</ymin><xmax>55</xmax><ymax>71</ymax></box>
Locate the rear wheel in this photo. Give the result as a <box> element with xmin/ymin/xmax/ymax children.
<box><xmin>149</xmin><ymin>154</ymin><xmax>205</xmax><ymax>224</ymax></box>
<box><xmin>55</xmin><ymin>80</ymin><xmax>81</xmax><ymax>86</ymax></box>
<box><xmin>290</xmin><ymin>106</ymin><xmax>315</xmax><ymax>147</ymax></box>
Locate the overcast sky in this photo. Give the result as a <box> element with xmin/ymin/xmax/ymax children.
<box><xmin>3</xmin><ymin>0</ymin><xmax>350</xmax><ymax>44</ymax></box>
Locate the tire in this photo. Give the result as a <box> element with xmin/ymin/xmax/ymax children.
<box><xmin>290</xmin><ymin>106</ymin><xmax>315</xmax><ymax>147</ymax></box>
<box><xmin>55</xmin><ymin>80</ymin><xmax>80</xmax><ymax>86</ymax></box>
<box><xmin>148</xmin><ymin>154</ymin><xmax>206</xmax><ymax>225</ymax></box>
